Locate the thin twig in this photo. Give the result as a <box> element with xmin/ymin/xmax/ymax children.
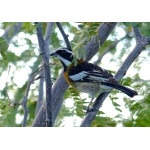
<box><xmin>35</xmin><ymin>69</ymin><xmax>44</xmax><ymax>115</ymax></box>
<box><xmin>56</xmin><ymin>22</ymin><xmax>72</xmax><ymax>50</ymax></box>
<box><xmin>36</xmin><ymin>23</ymin><xmax>53</xmax><ymax>127</ymax></box>
<box><xmin>94</xmin><ymin>33</ymin><xmax>129</xmax><ymax>64</ymax></box>
<box><xmin>80</xmin><ymin>27</ymin><xmax>150</xmax><ymax>127</ymax></box>
<box><xmin>22</xmin><ymin>67</ymin><xmax>42</xmax><ymax>127</ymax></box>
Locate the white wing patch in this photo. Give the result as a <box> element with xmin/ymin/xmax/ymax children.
<box><xmin>69</xmin><ymin>68</ymin><xmax>111</xmax><ymax>82</ymax></box>
<box><xmin>69</xmin><ymin>71</ymin><xmax>88</xmax><ymax>81</ymax></box>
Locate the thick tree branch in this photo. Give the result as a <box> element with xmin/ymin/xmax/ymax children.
<box><xmin>35</xmin><ymin>23</ymin><xmax>54</xmax><ymax>115</ymax></box>
<box><xmin>32</xmin><ymin>22</ymin><xmax>117</xmax><ymax>127</ymax></box>
<box><xmin>36</xmin><ymin>23</ymin><xmax>53</xmax><ymax>127</ymax></box>
<box><xmin>32</xmin><ymin>71</ymin><xmax>68</xmax><ymax>126</ymax></box>
<box><xmin>80</xmin><ymin>27</ymin><xmax>150</xmax><ymax>127</ymax></box>
<box><xmin>133</xmin><ymin>27</ymin><xmax>142</xmax><ymax>43</ymax></box>
<box><xmin>85</xmin><ymin>22</ymin><xmax>117</xmax><ymax>61</ymax></box>
<box><xmin>45</xmin><ymin>23</ymin><xmax>54</xmax><ymax>55</ymax></box>
<box><xmin>98</xmin><ymin>22</ymin><xmax>117</xmax><ymax>46</ymax></box>
<box><xmin>56</xmin><ymin>22</ymin><xmax>72</xmax><ymax>50</ymax></box>
<box><xmin>33</xmin><ymin>22</ymin><xmax>70</xmax><ymax>126</ymax></box>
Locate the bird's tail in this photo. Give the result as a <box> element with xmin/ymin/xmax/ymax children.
<box><xmin>101</xmin><ymin>82</ymin><xmax>138</xmax><ymax>98</ymax></box>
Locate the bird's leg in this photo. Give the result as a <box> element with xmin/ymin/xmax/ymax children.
<box><xmin>86</xmin><ymin>98</ymin><xmax>95</xmax><ymax>114</ymax></box>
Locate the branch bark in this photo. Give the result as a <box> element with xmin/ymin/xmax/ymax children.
<box><xmin>35</xmin><ymin>23</ymin><xmax>54</xmax><ymax>115</ymax></box>
<box><xmin>32</xmin><ymin>22</ymin><xmax>117</xmax><ymax>127</ymax></box>
<box><xmin>22</xmin><ymin>68</ymin><xmax>41</xmax><ymax>126</ymax></box>
<box><xmin>35</xmin><ymin>69</ymin><xmax>44</xmax><ymax>115</ymax></box>
<box><xmin>94</xmin><ymin>33</ymin><xmax>129</xmax><ymax>64</ymax></box>
<box><xmin>85</xmin><ymin>22</ymin><xmax>117</xmax><ymax>61</ymax></box>
<box><xmin>36</xmin><ymin>23</ymin><xmax>53</xmax><ymax>127</ymax></box>
<box><xmin>2</xmin><ymin>22</ymin><xmax>22</xmax><ymax>44</ymax></box>
<box><xmin>56</xmin><ymin>22</ymin><xmax>72</xmax><ymax>50</ymax></box>
<box><xmin>80</xmin><ymin>27</ymin><xmax>150</xmax><ymax>127</ymax></box>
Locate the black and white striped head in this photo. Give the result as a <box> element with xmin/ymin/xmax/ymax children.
<box><xmin>50</xmin><ymin>48</ymin><xmax>74</xmax><ymax>69</ymax></box>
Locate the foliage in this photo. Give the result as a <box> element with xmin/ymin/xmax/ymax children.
<box><xmin>0</xmin><ymin>22</ymin><xmax>150</xmax><ymax>126</ymax></box>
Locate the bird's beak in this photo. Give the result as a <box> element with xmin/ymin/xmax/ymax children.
<box><xmin>50</xmin><ymin>52</ymin><xmax>57</xmax><ymax>57</ymax></box>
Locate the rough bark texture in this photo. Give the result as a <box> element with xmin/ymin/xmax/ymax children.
<box><xmin>36</xmin><ymin>23</ymin><xmax>53</xmax><ymax>127</ymax></box>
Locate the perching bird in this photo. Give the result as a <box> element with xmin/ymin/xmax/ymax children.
<box><xmin>50</xmin><ymin>48</ymin><xmax>138</xmax><ymax>106</ymax></box>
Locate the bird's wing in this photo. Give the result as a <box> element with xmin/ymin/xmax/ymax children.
<box><xmin>68</xmin><ymin>62</ymin><xmax>114</xmax><ymax>82</ymax></box>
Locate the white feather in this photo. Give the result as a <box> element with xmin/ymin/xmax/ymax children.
<box><xmin>69</xmin><ymin>71</ymin><xmax>88</xmax><ymax>81</ymax></box>
<box><xmin>57</xmin><ymin>48</ymin><xmax>73</xmax><ymax>54</ymax></box>
<box><xmin>57</xmin><ymin>55</ymin><xmax>72</xmax><ymax>66</ymax></box>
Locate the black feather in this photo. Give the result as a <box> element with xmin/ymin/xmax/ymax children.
<box><xmin>101</xmin><ymin>82</ymin><xmax>138</xmax><ymax>97</ymax></box>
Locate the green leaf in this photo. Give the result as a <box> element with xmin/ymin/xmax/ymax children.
<box><xmin>70</xmin><ymin>27</ymin><xmax>77</xmax><ymax>33</ymax></box>
<box><xmin>123</xmin><ymin>22</ymin><xmax>143</xmax><ymax>28</ymax></box>
<box><xmin>132</xmin><ymin>22</ymin><xmax>143</xmax><ymax>27</ymax></box>
<box><xmin>122</xmin><ymin>22</ymin><xmax>132</xmax><ymax>27</ymax></box>
<box><xmin>0</xmin><ymin>51</ymin><xmax>7</xmax><ymax>60</ymax></box>
<box><xmin>112</xmin><ymin>101</ymin><xmax>120</xmax><ymax>107</ymax></box>
<box><xmin>115</xmin><ymin>107</ymin><xmax>122</xmax><ymax>112</ymax></box>
<box><xmin>0</xmin><ymin>37</ymin><xmax>8</xmax><ymax>59</ymax></box>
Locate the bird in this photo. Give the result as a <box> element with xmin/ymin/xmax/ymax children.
<box><xmin>50</xmin><ymin>47</ymin><xmax>138</xmax><ymax>109</ymax></box>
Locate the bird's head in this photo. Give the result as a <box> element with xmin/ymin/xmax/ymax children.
<box><xmin>50</xmin><ymin>48</ymin><xmax>74</xmax><ymax>69</ymax></box>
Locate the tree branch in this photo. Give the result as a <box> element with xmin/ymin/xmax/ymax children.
<box><xmin>35</xmin><ymin>69</ymin><xmax>44</xmax><ymax>115</ymax></box>
<box><xmin>2</xmin><ymin>22</ymin><xmax>22</xmax><ymax>44</ymax></box>
<box><xmin>80</xmin><ymin>27</ymin><xmax>150</xmax><ymax>127</ymax></box>
<box><xmin>85</xmin><ymin>22</ymin><xmax>117</xmax><ymax>61</ymax></box>
<box><xmin>94</xmin><ymin>33</ymin><xmax>128</xmax><ymax>64</ymax></box>
<box><xmin>98</xmin><ymin>22</ymin><xmax>117</xmax><ymax>46</ymax></box>
<box><xmin>32</xmin><ymin>71</ymin><xmax>68</xmax><ymax>126</ymax></box>
<box><xmin>36</xmin><ymin>23</ymin><xmax>53</xmax><ymax>127</ymax></box>
<box><xmin>56</xmin><ymin>22</ymin><xmax>72</xmax><ymax>50</ymax></box>
<box><xmin>35</xmin><ymin>23</ymin><xmax>54</xmax><ymax>115</ymax></box>
<box><xmin>32</xmin><ymin>22</ymin><xmax>117</xmax><ymax>127</ymax></box>
<box><xmin>32</xmin><ymin>22</ymin><xmax>70</xmax><ymax>126</ymax></box>
<box><xmin>133</xmin><ymin>27</ymin><xmax>142</xmax><ymax>43</ymax></box>
<box><xmin>22</xmin><ymin>67</ymin><xmax>41</xmax><ymax>127</ymax></box>
<box><xmin>45</xmin><ymin>23</ymin><xmax>54</xmax><ymax>55</ymax></box>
